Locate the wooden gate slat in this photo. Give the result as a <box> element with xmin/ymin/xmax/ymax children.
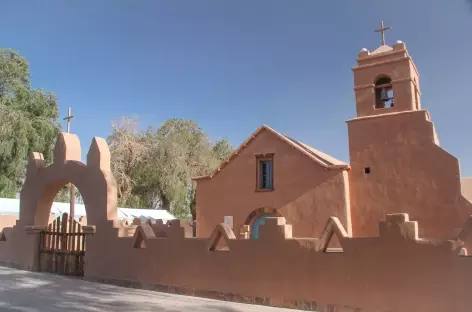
<box><xmin>61</xmin><ymin>213</ymin><xmax>68</xmax><ymax>274</ymax></box>
<box><xmin>71</xmin><ymin>217</ymin><xmax>76</xmax><ymax>252</ymax></box>
<box><xmin>48</xmin><ymin>220</ymin><xmax>54</xmax><ymax>272</ymax></box>
<box><xmin>67</xmin><ymin>215</ymin><xmax>72</xmax><ymax>274</ymax></box>
<box><xmin>38</xmin><ymin>212</ymin><xmax>88</xmax><ymax>277</ymax></box>
<box><xmin>53</xmin><ymin>218</ymin><xmax>57</xmax><ymax>273</ymax></box>
<box><xmin>47</xmin><ymin>222</ymin><xmax>52</xmax><ymax>249</ymax></box>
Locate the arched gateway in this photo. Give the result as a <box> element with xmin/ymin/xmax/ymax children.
<box><xmin>244</xmin><ymin>207</ymin><xmax>282</xmax><ymax>239</ymax></box>
<box><xmin>19</xmin><ymin>133</ymin><xmax>118</xmax><ymax>276</ymax></box>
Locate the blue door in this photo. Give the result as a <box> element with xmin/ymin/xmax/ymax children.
<box><xmin>250</xmin><ymin>213</ymin><xmax>276</xmax><ymax>239</ymax></box>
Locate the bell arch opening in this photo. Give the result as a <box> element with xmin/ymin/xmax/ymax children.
<box><xmin>244</xmin><ymin>207</ymin><xmax>282</xmax><ymax>240</ymax></box>
<box><xmin>374</xmin><ymin>76</ymin><xmax>394</xmax><ymax>109</ymax></box>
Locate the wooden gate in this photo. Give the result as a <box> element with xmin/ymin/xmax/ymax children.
<box><xmin>39</xmin><ymin>213</ymin><xmax>86</xmax><ymax>277</ymax></box>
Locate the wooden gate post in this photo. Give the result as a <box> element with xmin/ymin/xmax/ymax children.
<box><xmin>25</xmin><ymin>225</ymin><xmax>47</xmax><ymax>272</ymax></box>
<box><xmin>60</xmin><ymin>213</ymin><xmax>69</xmax><ymax>275</ymax></box>
<box><xmin>32</xmin><ymin>214</ymin><xmax>96</xmax><ymax>277</ymax></box>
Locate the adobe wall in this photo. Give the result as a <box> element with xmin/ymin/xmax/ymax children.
<box><xmin>348</xmin><ymin>110</ymin><xmax>472</xmax><ymax>239</ymax></box>
<box><xmin>0</xmin><ymin>215</ymin><xmax>57</xmax><ymax>269</ymax></box>
<box><xmin>0</xmin><ymin>216</ymin><xmax>20</xmax><ymax>231</ymax></box>
<box><xmin>195</xmin><ymin>128</ymin><xmax>351</xmax><ymax>238</ymax></box>
<box><xmin>83</xmin><ymin>214</ymin><xmax>472</xmax><ymax>312</ymax></box>
<box><xmin>0</xmin><ymin>224</ymin><xmax>37</xmax><ymax>270</ymax></box>
<box><xmin>0</xmin><ymin>215</ymin><xmax>58</xmax><ymax>231</ymax></box>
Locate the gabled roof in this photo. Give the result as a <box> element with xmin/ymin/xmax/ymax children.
<box><xmin>193</xmin><ymin>125</ymin><xmax>349</xmax><ymax>180</ymax></box>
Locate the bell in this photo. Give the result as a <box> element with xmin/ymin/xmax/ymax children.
<box><xmin>380</xmin><ymin>88</ymin><xmax>390</xmax><ymax>102</ymax></box>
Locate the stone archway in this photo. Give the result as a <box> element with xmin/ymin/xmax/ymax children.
<box><xmin>17</xmin><ymin>132</ymin><xmax>118</xmax><ymax>274</ymax></box>
<box><xmin>244</xmin><ymin>207</ymin><xmax>282</xmax><ymax>239</ymax></box>
<box><xmin>20</xmin><ymin>132</ymin><xmax>118</xmax><ymax>228</ymax></box>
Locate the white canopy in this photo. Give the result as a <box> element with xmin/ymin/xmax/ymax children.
<box><xmin>0</xmin><ymin>198</ymin><xmax>176</xmax><ymax>222</ymax></box>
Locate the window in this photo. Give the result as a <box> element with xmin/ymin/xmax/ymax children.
<box><xmin>257</xmin><ymin>155</ymin><xmax>273</xmax><ymax>191</ymax></box>
<box><xmin>375</xmin><ymin>77</ymin><xmax>394</xmax><ymax>109</ymax></box>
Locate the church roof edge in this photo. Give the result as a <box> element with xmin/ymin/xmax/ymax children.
<box><xmin>193</xmin><ymin>125</ymin><xmax>349</xmax><ymax>181</ymax></box>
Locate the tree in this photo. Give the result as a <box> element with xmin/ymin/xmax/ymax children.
<box><xmin>0</xmin><ymin>49</ymin><xmax>60</xmax><ymax>197</ymax></box>
<box><xmin>212</xmin><ymin>138</ymin><xmax>233</xmax><ymax>162</ymax></box>
<box><xmin>107</xmin><ymin>117</ymin><xmax>234</xmax><ymax>219</ymax></box>
<box><xmin>154</xmin><ymin>119</ymin><xmax>213</xmax><ymax>213</ymax></box>
<box><xmin>107</xmin><ymin>117</ymin><xmax>149</xmax><ymax>207</ymax></box>
<box><xmin>55</xmin><ymin>185</ymin><xmax>84</xmax><ymax>204</ymax></box>
<box><xmin>145</xmin><ymin>119</ymin><xmax>234</xmax><ymax>219</ymax></box>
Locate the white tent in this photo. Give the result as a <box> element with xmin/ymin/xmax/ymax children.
<box><xmin>0</xmin><ymin>198</ymin><xmax>176</xmax><ymax>223</ymax></box>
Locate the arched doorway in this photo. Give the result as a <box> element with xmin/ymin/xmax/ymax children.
<box><xmin>245</xmin><ymin>207</ymin><xmax>282</xmax><ymax>239</ymax></box>
<box><xmin>19</xmin><ymin>133</ymin><xmax>118</xmax><ymax>275</ymax></box>
<box><xmin>37</xmin><ymin>182</ymin><xmax>89</xmax><ymax>276</ymax></box>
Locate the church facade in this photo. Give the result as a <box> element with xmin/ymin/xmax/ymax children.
<box><xmin>194</xmin><ymin>39</ymin><xmax>472</xmax><ymax>240</ymax></box>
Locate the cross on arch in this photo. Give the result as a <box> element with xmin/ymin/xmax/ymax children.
<box><xmin>375</xmin><ymin>21</ymin><xmax>392</xmax><ymax>46</ymax></box>
<box><xmin>63</xmin><ymin>107</ymin><xmax>74</xmax><ymax>133</ymax></box>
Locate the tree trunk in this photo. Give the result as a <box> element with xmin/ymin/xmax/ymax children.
<box><xmin>190</xmin><ymin>197</ymin><xmax>196</xmax><ymax>221</ymax></box>
<box><xmin>190</xmin><ymin>192</ymin><xmax>197</xmax><ymax>237</ymax></box>
<box><xmin>161</xmin><ymin>195</ymin><xmax>171</xmax><ymax>211</ymax></box>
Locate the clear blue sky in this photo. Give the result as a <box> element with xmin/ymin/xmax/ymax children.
<box><xmin>2</xmin><ymin>1</ymin><xmax>472</xmax><ymax>174</ymax></box>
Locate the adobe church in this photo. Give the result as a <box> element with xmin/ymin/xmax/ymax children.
<box><xmin>194</xmin><ymin>26</ymin><xmax>472</xmax><ymax>240</ymax></box>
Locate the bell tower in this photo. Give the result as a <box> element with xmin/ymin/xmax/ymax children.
<box><xmin>347</xmin><ymin>22</ymin><xmax>472</xmax><ymax>239</ymax></box>
<box><xmin>352</xmin><ymin>22</ymin><xmax>421</xmax><ymax>117</ymax></box>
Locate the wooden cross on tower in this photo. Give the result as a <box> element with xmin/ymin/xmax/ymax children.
<box><xmin>375</xmin><ymin>21</ymin><xmax>392</xmax><ymax>46</ymax></box>
<box><xmin>62</xmin><ymin>107</ymin><xmax>75</xmax><ymax>220</ymax></box>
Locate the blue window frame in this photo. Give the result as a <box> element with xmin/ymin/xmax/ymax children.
<box><xmin>258</xmin><ymin>158</ymin><xmax>273</xmax><ymax>190</ymax></box>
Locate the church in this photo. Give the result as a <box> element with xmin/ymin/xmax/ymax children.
<box><xmin>193</xmin><ymin>26</ymin><xmax>472</xmax><ymax>240</ymax></box>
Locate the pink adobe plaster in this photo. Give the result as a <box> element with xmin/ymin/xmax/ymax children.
<box><xmin>0</xmin><ymin>215</ymin><xmax>59</xmax><ymax>232</ymax></box>
<box><xmin>206</xmin><ymin>223</ymin><xmax>236</xmax><ymax>251</ymax></box>
<box><xmin>84</xmin><ymin>214</ymin><xmax>472</xmax><ymax>312</ymax></box>
<box><xmin>194</xmin><ymin>126</ymin><xmax>352</xmax><ymax>240</ymax></box>
<box><xmin>0</xmin><ymin>132</ymin><xmax>120</xmax><ymax>270</ymax></box>
<box><xmin>19</xmin><ymin>133</ymin><xmax>118</xmax><ymax>227</ymax></box>
<box><xmin>132</xmin><ymin>223</ymin><xmax>156</xmax><ymax>248</ymax></box>
<box><xmin>348</xmin><ymin>41</ymin><xmax>472</xmax><ymax>240</ymax></box>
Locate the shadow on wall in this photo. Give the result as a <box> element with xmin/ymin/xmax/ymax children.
<box><xmin>0</xmin><ymin>266</ymin><xmax>286</xmax><ymax>312</ymax></box>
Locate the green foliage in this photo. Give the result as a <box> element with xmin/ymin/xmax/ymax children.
<box><xmin>0</xmin><ymin>49</ymin><xmax>60</xmax><ymax>197</ymax></box>
<box><xmin>107</xmin><ymin>117</ymin><xmax>234</xmax><ymax>219</ymax></box>
<box><xmin>212</xmin><ymin>139</ymin><xmax>233</xmax><ymax>162</ymax></box>
<box><xmin>107</xmin><ymin>117</ymin><xmax>150</xmax><ymax>208</ymax></box>
<box><xmin>55</xmin><ymin>185</ymin><xmax>84</xmax><ymax>204</ymax></box>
